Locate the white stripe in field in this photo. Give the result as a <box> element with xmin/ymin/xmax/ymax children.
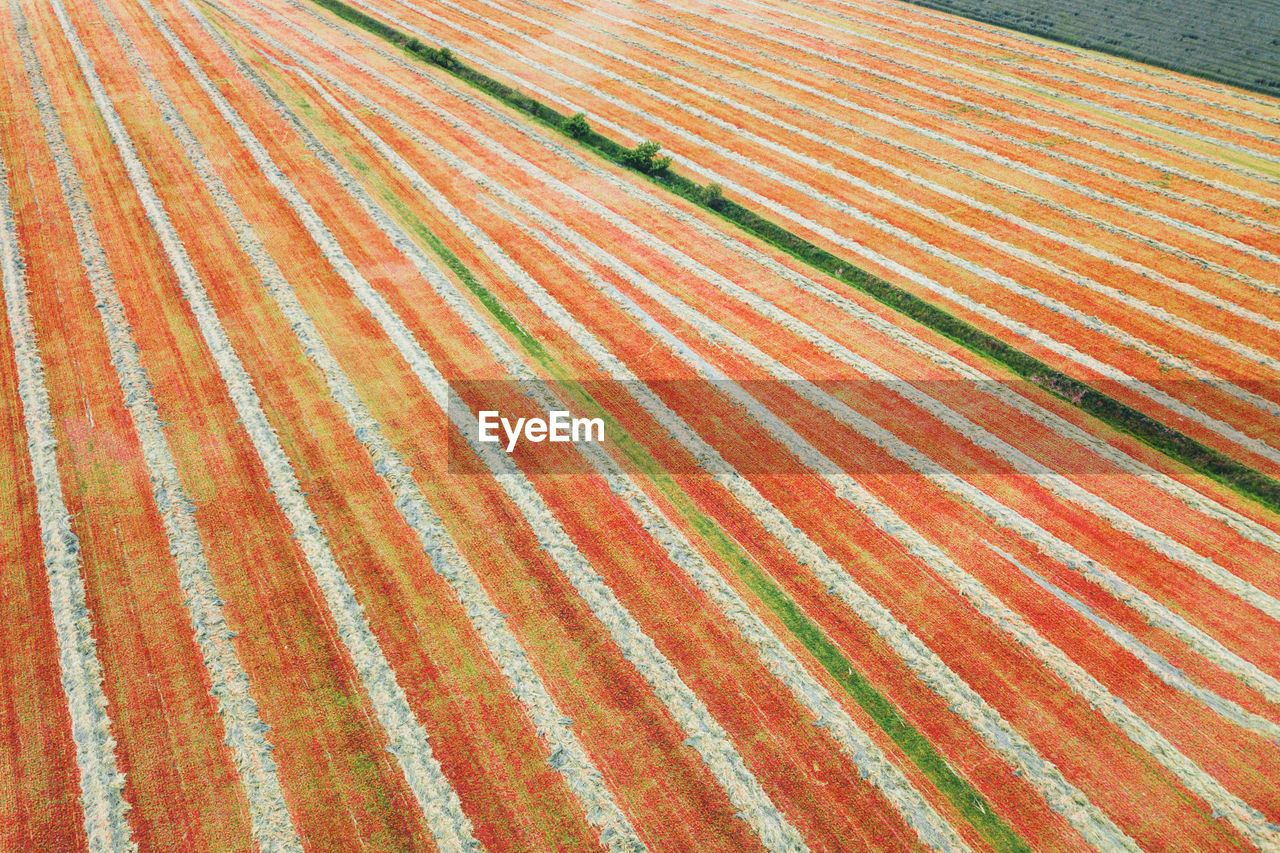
<box><xmin>217</xmin><ymin>7</ymin><xmax>1279</xmax><ymax>847</ymax></box>
<box><xmin>41</xmin><ymin>1</ymin><xmax>482</xmax><ymax>848</ymax></box>
<box><xmin>275</xmin><ymin>50</ymin><xmax>971</xmax><ymax>851</ymax></box>
<box><xmin>0</xmin><ymin>80</ymin><xmax>136</xmax><ymax>853</ymax></box>
<box><xmin>186</xmin><ymin>3</ymin><xmax>809</xmax><ymax>849</ymax></box>
<box><xmin>124</xmin><ymin>2</ymin><xmax>646</xmax><ymax>849</ymax></box>
<box><xmin>21</xmin><ymin>0</ymin><xmax>305</xmax><ymax>849</ymax></box>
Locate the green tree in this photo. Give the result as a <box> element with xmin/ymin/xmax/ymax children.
<box><xmin>621</xmin><ymin>140</ymin><xmax>671</xmax><ymax>174</ymax></box>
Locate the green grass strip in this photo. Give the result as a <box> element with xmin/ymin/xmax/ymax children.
<box><xmin>303</xmin><ymin>0</ymin><xmax>1280</xmax><ymax>517</ymax></box>
<box><xmin>358</xmin><ymin>160</ymin><xmax>1029</xmax><ymax>849</ymax></box>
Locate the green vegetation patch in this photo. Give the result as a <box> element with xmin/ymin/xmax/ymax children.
<box><xmin>354</xmin><ymin>152</ymin><xmax>1027</xmax><ymax>850</ymax></box>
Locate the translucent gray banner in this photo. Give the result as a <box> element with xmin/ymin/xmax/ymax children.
<box><xmin>445</xmin><ymin>379</ymin><xmax>1278</xmax><ymax>476</ymax></box>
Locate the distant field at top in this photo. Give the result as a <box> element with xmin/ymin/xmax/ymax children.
<box><xmin>900</xmin><ymin>0</ymin><xmax>1280</xmax><ymax>97</ymax></box>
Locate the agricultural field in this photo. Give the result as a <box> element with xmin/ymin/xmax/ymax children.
<box><xmin>2</xmin><ymin>0</ymin><xmax>1279</xmax><ymax>849</ymax></box>
<box><xmin>896</xmin><ymin>0</ymin><xmax>1280</xmax><ymax>98</ymax></box>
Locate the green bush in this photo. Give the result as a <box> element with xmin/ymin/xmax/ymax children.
<box><xmin>562</xmin><ymin>112</ymin><xmax>591</xmax><ymax>139</ymax></box>
<box><xmin>621</xmin><ymin>140</ymin><xmax>671</xmax><ymax>174</ymax></box>
<box><xmin>435</xmin><ymin>46</ymin><xmax>458</xmax><ymax>69</ymax></box>
<box><xmin>697</xmin><ymin>182</ymin><xmax>724</xmax><ymax>206</ymax></box>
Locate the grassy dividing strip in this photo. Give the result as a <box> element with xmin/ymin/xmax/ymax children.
<box><xmin>303</xmin><ymin>0</ymin><xmax>1280</xmax><ymax>517</ymax></box>
<box><xmin>353</xmin><ymin>145</ymin><xmax>1029</xmax><ymax>847</ymax></box>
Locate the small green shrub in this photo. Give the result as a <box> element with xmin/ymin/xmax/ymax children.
<box><xmin>435</xmin><ymin>47</ymin><xmax>458</xmax><ymax>69</ymax></box>
<box><xmin>562</xmin><ymin>112</ymin><xmax>591</xmax><ymax>139</ymax></box>
<box><xmin>621</xmin><ymin>140</ymin><xmax>671</xmax><ymax>174</ymax></box>
<box><xmin>697</xmin><ymin>182</ymin><xmax>724</xmax><ymax>206</ymax></box>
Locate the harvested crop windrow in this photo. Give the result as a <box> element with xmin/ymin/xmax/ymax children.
<box><xmin>184</xmin><ymin>5</ymin><xmax>816</xmax><ymax>851</ymax></box>
<box><xmin>30</xmin><ymin>3</ymin><xmax>304</xmax><ymax>850</ymax></box>
<box><xmin>0</xmin><ymin>39</ymin><xmax>93</xmax><ymax>853</ymax></box>
<box><xmin>265</xmin><ymin>3</ymin><xmax>1280</xmax><ymax>703</ymax></box>
<box><xmin>0</xmin><ymin>97</ymin><xmax>135</xmax><ymax>853</ymax></box>
<box><xmin>764</xmin><ymin>0</ymin><xmax>1280</xmax><ymax>154</ymax></box>
<box><xmin>227</xmin><ymin>9</ymin><xmax>1280</xmax><ymax>842</ymax></box>
<box><xmin>37</xmin><ymin>1</ymin><xmax>482</xmax><ymax>848</ymax></box>
<box><xmin>112</xmin><ymin>2</ymin><xmax>644</xmax><ymax>849</ymax></box>
<box><xmin>384</xmin><ymin>0</ymin><xmax>1280</xmax><ymax>417</ymax></box>
<box><xmin>338</xmin><ymin>0</ymin><xmax>1280</xmax><ymax>477</ymax></box>
<box><xmin>0</xmin><ymin>291</ymin><xmax>81</xmax><ymax>844</ymax></box>
<box><xmin>270</xmin><ymin>50</ymin><xmax>985</xmax><ymax>851</ymax></box>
